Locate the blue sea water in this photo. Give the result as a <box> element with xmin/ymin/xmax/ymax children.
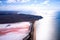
<box><xmin>55</xmin><ymin>11</ymin><xmax>60</xmax><ymax>40</ymax></box>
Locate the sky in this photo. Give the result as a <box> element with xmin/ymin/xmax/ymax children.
<box><xmin>0</xmin><ymin>0</ymin><xmax>60</xmax><ymax>8</ymax></box>
<box><xmin>0</xmin><ymin>0</ymin><xmax>59</xmax><ymax>5</ymax></box>
<box><xmin>0</xmin><ymin>0</ymin><xmax>60</xmax><ymax>16</ymax></box>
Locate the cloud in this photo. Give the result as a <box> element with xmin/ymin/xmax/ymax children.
<box><xmin>6</xmin><ymin>0</ymin><xmax>16</xmax><ymax>3</ymax></box>
<box><xmin>6</xmin><ymin>0</ymin><xmax>30</xmax><ymax>3</ymax></box>
<box><xmin>0</xmin><ymin>1</ymin><xmax>2</xmax><ymax>3</ymax></box>
<box><xmin>41</xmin><ymin>0</ymin><xmax>50</xmax><ymax>5</ymax></box>
<box><xmin>19</xmin><ymin>0</ymin><xmax>30</xmax><ymax>3</ymax></box>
